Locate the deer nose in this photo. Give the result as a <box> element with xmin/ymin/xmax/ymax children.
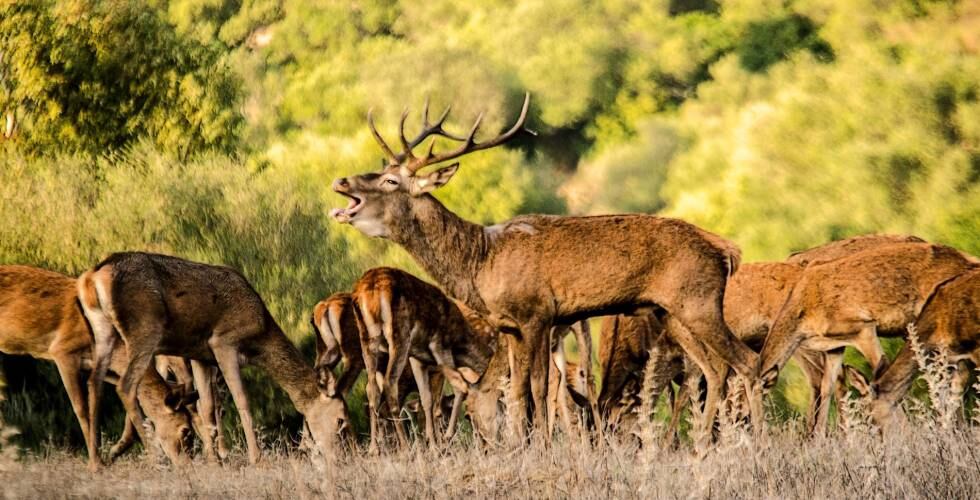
<box><xmin>332</xmin><ymin>178</ymin><xmax>349</xmax><ymax>190</ymax></box>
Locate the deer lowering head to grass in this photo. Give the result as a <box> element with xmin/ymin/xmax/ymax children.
<box><xmin>759</xmin><ymin>242</ymin><xmax>977</xmax><ymax>396</ymax></box>
<box><xmin>350</xmin><ymin>267</ymin><xmax>495</xmax><ymax>451</ymax></box>
<box><xmin>0</xmin><ymin>265</ymin><xmax>196</xmax><ymax>470</ymax></box>
<box><xmin>870</xmin><ymin>267</ymin><xmax>980</xmax><ymax>427</ymax></box>
<box><xmin>331</xmin><ymin>94</ymin><xmax>761</xmax><ymax>438</ymax></box>
<box><xmin>78</xmin><ymin>252</ymin><xmax>349</xmax><ymax>466</ymax></box>
<box><xmin>155</xmin><ymin>356</ymin><xmax>229</xmax><ymax>463</ymax></box>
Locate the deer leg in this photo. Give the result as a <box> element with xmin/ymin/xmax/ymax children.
<box><xmin>552</xmin><ymin>342</ymin><xmax>576</xmax><ymax>438</ymax></box>
<box><xmin>952</xmin><ymin>360</ymin><xmax>971</xmax><ymax>423</ymax></box>
<box><xmin>109</xmin><ymin>415</ymin><xmax>138</xmax><ymax>460</ymax></box>
<box><xmin>672</xmin><ymin>303</ymin><xmax>763</xmax><ymax>432</ymax></box>
<box><xmin>85</xmin><ymin>322</ymin><xmax>117</xmax><ymax>470</ymax></box>
<box><xmin>334</xmin><ymin>360</ymin><xmax>362</xmax><ymax>397</ymax></box>
<box><xmin>664</xmin><ymin>375</ymin><xmax>690</xmax><ymax>449</ymax></box>
<box><xmin>52</xmin><ymin>353</ymin><xmax>95</xmax><ymax>463</ymax></box>
<box><xmin>362</xmin><ymin>346</ymin><xmax>383</xmax><ymax>454</ymax></box>
<box><xmin>526</xmin><ymin>322</ymin><xmax>552</xmax><ymax>442</ymax></box>
<box><xmin>428</xmin><ymin>339</ymin><xmax>471</xmax><ymax>443</ymax></box>
<box><xmin>118</xmin><ymin>337</ymin><xmax>161</xmax><ymax>463</ymax></box>
<box><xmin>667</xmin><ymin>317</ymin><xmax>726</xmax><ymax>447</ymax></box>
<box><xmin>852</xmin><ymin>324</ymin><xmax>886</xmax><ymax>376</ymax></box>
<box><xmin>409</xmin><ymin>358</ymin><xmax>436</xmax><ymax>446</ymax></box>
<box><xmin>506</xmin><ymin>334</ymin><xmax>531</xmax><ymax>443</ymax></box>
<box><xmin>211</xmin><ymin>344</ymin><xmax>259</xmax><ymax>464</ymax></box>
<box><xmin>190</xmin><ymin>360</ymin><xmax>219</xmax><ymax>463</ymax></box>
<box><xmin>811</xmin><ymin>348</ymin><xmax>844</xmax><ymax>438</ymax></box>
<box><xmin>382</xmin><ymin>338</ymin><xmax>411</xmax><ymax>449</ymax></box>
<box><xmin>792</xmin><ymin>348</ymin><xmax>826</xmax><ymax>435</ymax></box>
<box><xmin>571</xmin><ymin>321</ymin><xmax>601</xmax><ymax>438</ymax></box>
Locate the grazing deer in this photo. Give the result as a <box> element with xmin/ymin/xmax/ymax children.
<box><xmin>759</xmin><ymin>243</ymin><xmax>976</xmax><ymax>396</ymax></box>
<box><xmin>155</xmin><ymin>356</ymin><xmax>229</xmax><ymax>462</ymax></box>
<box><xmin>351</xmin><ymin>267</ymin><xmax>495</xmax><ymax>451</ymax></box>
<box><xmin>785</xmin><ymin>234</ymin><xmax>926</xmax><ymax>267</ymax></box>
<box><xmin>331</xmin><ymin>94</ymin><xmax>760</xmax><ymax>438</ymax></box>
<box><xmin>871</xmin><ymin>267</ymin><xmax>980</xmax><ymax>426</ymax></box>
<box><xmin>78</xmin><ymin>252</ymin><xmax>349</xmax><ymax>467</ymax></box>
<box><xmin>0</xmin><ymin>265</ymin><xmax>196</xmax><ymax>469</ymax></box>
<box><xmin>311</xmin><ymin>291</ymin><xmax>454</xmax><ymax>438</ymax></box>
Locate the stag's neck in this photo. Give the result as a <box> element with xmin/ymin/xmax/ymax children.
<box><xmin>391</xmin><ymin>194</ymin><xmax>490</xmax><ymax>308</ymax></box>
<box><xmin>250</xmin><ymin>322</ymin><xmax>321</xmax><ymax>413</ymax></box>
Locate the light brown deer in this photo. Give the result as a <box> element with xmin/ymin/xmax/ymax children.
<box><xmin>601</xmin><ymin>235</ymin><xmax>930</xmax><ymax>438</ymax></box>
<box><xmin>759</xmin><ymin>242</ymin><xmax>977</xmax><ymax>396</ymax></box>
<box><xmin>331</xmin><ymin>94</ymin><xmax>760</xmax><ymax>438</ymax></box>
<box><xmin>79</xmin><ymin>252</ymin><xmax>349</xmax><ymax>467</ymax></box>
<box><xmin>351</xmin><ymin>267</ymin><xmax>495</xmax><ymax>451</ymax></box>
<box><xmin>0</xmin><ymin>265</ymin><xmax>196</xmax><ymax>469</ymax></box>
<box><xmin>871</xmin><ymin>267</ymin><xmax>980</xmax><ymax>426</ymax></box>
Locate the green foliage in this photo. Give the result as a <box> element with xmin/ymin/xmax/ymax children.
<box><xmin>0</xmin><ymin>0</ymin><xmax>243</xmax><ymax>157</ymax></box>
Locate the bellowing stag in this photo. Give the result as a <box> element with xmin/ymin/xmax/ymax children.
<box><xmin>330</xmin><ymin>95</ymin><xmax>761</xmax><ymax>437</ymax></box>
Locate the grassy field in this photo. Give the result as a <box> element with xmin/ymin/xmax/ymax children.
<box><xmin>3</xmin><ymin>422</ymin><xmax>980</xmax><ymax>499</ymax></box>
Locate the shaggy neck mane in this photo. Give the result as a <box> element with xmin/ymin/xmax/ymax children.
<box><xmin>390</xmin><ymin>194</ymin><xmax>490</xmax><ymax>310</ymax></box>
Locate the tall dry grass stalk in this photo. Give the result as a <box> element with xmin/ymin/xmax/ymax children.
<box><xmin>905</xmin><ymin>323</ymin><xmax>959</xmax><ymax>429</ymax></box>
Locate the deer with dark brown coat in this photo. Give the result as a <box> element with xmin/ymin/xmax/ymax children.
<box><xmin>759</xmin><ymin>242</ymin><xmax>977</xmax><ymax>396</ymax></box>
<box><xmin>351</xmin><ymin>267</ymin><xmax>495</xmax><ymax>451</ymax></box>
<box><xmin>79</xmin><ymin>252</ymin><xmax>349</xmax><ymax>466</ymax></box>
<box><xmin>331</xmin><ymin>95</ymin><xmax>761</xmax><ymax>438</ymax></box>
<box><xmin>0</xmin><ymin>265</ymin><xmax>197</xmax><ymax>470</ymax></box>
<box><xmin>871</xmin><ymin>267</ymin><xmax>980</xmax><ymax>426</ymax></box>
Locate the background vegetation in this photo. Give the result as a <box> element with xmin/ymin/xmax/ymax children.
<box><xmin>1</xmin><ymin>0</ymin><xmax>978</xmax><ymax>451</ymax></box>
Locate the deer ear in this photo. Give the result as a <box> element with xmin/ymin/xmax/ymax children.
<box><xmin>318</xmin><ymin>369</ymin><xmax>339</xmax><ymax>398</ymax></box>
<box><xmin>844</xmin><ymin>366</ymin><xmax>872</xmax><ymax>398</ymax></box>
<box><xmin>165</xmin><ymin>388</ymin><xmax>199</xmax><ymax>412</ymax></box>
<box><xmin>414</xmin><ymin>163</ymin><xmax>459</xmax><ymax>195</ymax></box>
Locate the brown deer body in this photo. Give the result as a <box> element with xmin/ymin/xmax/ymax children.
<box><xmin>871</xmin><ymin>267</ymin><xmax>980</xmax><ymax>425</ymax></box>
<box><xmin>0</xmin><ymin>265</ymin><xmax>195</xmax><ymax>469</ymax></box>
<box><xmin>759</xmin><ymin>243</ymin><xmax>977</xmax><ymax>391</ymax></box>
<box><xmin>331</xmin><ymin>95</ymin><xmax>760</xmax><ymax>437</ymax></box>
<box><xmin>78</xmin><ymin>252</ymin><xmax>348</xmax><ymax>466</ymax></box>
<box><xmin>351</xmin><ymin>267</ymin><xmax>494</xmax><ymax>451</ymax></box>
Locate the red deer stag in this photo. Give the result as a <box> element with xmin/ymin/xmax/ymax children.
<box><xmin>0</xmin><ymin>265</ymin><xmax>196</xmax><ymax>470</ymax></box>
<box><xmin>79</xmin><ymin>252</ymin><xmax>349</xmax><ymax>466</ymax></box>
<box><xmin>331</xmin><ymin>95</ymin><xmax>760</xmax><ymax>437</ymax></box>
<box><xmin>351</xmin><ymin>267</ymin><xmax>495</xmax><ymax>451</ymax></box>
<box><xmin>759</xmin><ymin>243</ymin><xmax>976</xmax><ymax>397</ymax></box>
<box><xmin>871</xmin><ymin>267</ymin><xmax>980</xmax><ymax>426</ymax></box>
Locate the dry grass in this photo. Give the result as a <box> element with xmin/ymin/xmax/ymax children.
<box><xmin>1</xmin><ymin>425</ymin><xmax>979</xmax><ymax>499</ymax></box>
<box><xmin>4</xmin><ymin>331</ymin><xmax>980</xmax><ymax>499</ymax></box>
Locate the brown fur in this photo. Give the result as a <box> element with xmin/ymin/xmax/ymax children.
<box><xmin>351</xmin><ymin>267</ymin><xmax>495</xmax><ymax>450</ymax></box>
<box><xmin>760</xmin><ymin>243</ymin><xmax>977</xmax><ymax>389</ymax></box>
<box><xmin>333</xmin><ymin>159</ymin><xmax>758</xmax><ymax>437</ymax></box>
<box><xmin>154</xmin><ymin>356</ymin><xmax>229</xmax><ymax>463</ymax></box>
<box><xmin>0</xmin><ymin>265</ymin><xmax>195</xmax><ymax>469</ymax></box>
<box><xmin>786</xmin><ymin>234</ymin><xmax>926</xmax><ymax>267</ymax></box>
<box><xmin>871</xmin><ymin>267</ymin><xmax>980</xmax><ymax>425</ymax></box>
<box><xmin>78</xmin><ymin>252</ymin><xmax>348</xmax><ymax>467</ymax></box>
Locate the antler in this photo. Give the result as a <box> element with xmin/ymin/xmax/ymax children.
<box><xmin>367</xmin><ymin>93</ymin><xmax>532</xmax><ymax>174</ymax></box>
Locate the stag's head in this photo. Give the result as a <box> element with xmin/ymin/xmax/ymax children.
<box><xmin>331</xmin><ymin>94</ymin><xmax>531</xmax><ymax>238</ymax></box>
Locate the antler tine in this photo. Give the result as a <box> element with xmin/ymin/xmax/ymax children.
<box><xmin>418</xmin><ymin>93</ymin><xmax>532</xmax><ymax>167</ymax></box>
<box><xmin>367</xmin><ymin>108</ymin><xmax>398</xmax><ymax>165</ymax></box>
<box><xmin>398</xmin><ymin>108</ymin><xmax>416</xmax><ymax>161</ymax></box>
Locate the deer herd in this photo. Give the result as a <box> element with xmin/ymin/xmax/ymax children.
<box><xmin>0</xmin><ymin>95</ymin><xmax>978</xmax><ymax>471</ymax></box>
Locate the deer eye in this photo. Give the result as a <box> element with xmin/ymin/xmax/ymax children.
<box><xmin>383</xmin><ymin>178</ymin><xmax>399</xmax><ymax>186</ymax></box>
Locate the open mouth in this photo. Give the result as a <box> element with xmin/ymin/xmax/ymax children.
<box><xmin>330</xmin><ymin>192</ymin><xmax>363</xmax><ymax>222</ymax></box>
